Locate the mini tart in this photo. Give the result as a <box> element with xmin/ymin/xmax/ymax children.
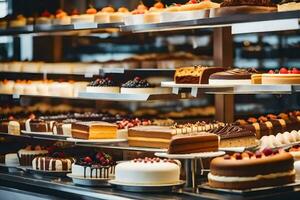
<box><xmin>86</xmin><ymin>86</ymin><xmax>120</xmax><ymax>93</ymax></box>
<box><xmin>110</xmin><ymin>7</ymin><xmax>130</xmax><ymax>23</ymax></box>
<box><xmin>35</xmin><ymin>17</ymin><xmax>52</xmax><ymax>25</ymax></box>
<box><xmin>9</xmin><ymin>15</ymin><xmax>27</xmax><ymax>28</ymax></box>
<box><xmin>261</xmin><ymin>74</ymin><xmax>300</xmax><ymax>84</ymax></box>
<box><xmin>95</xmin><ymin>7</ymin><xmax>115</xmax><ymax>23</ymax></box>
<box><xmin>251</xmin><ymin>74</ymin><xmax>262</xmax><ymax>84</ymax></box>
<box><xmin>71</xmin><ymin>14</ymin><xmax>95</xmax><ymax>24</ymax></box>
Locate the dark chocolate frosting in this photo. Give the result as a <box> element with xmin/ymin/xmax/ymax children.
<box><xmin>221</xmin><ymin>0</ymin><xmax>277</xmax><ymax>7</ymax></box>
<box><xmin>210</xmin><ymin>68</ymin><xmax>258</xmax><ymax>80</ymax></box>
<box><xmin>209</xmin><ymin>124</ymin><xmax>256</xmax><ymax>139</ymax></box>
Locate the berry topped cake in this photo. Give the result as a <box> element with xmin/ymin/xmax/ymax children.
<box><xmin>71</xmin><ymin>152</ymin><xmax>115</xmax><ymax>179</ymax></box>
<box><xmin>121</xmin><ymin>77</ymin><xmax>156</xmax><ymax>94</ymax></box>
<box><xmin>115</xmin><ymin>157</ymin><xmax>181</xmax><ymax>185</ymax></box>
<box><xmin>262</xmin><ymin>67</ymin><xmax>300</xmax><ymax>84</ymax></box>
<box><xmin>86</xmin><ymin>77</ymin><xmax>120</xmax><ymax>93</ymax></box>
<box><xmin>208</xmin><ymin>149</ymin><xmax>295</xmax><ymax>190</ymax></box>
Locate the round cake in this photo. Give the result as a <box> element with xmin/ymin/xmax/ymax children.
<box><xmin>121</xmin><ymin>77</ymin><xmax>157</xmax><ymax>94</ymax></box>
<box><xmin>86</xmin><ymin>78</ymin><xmax>120</xmax><ymax>94</ymax></box>
<box><xmin>18</xmin><ymin>145</ymin><xmax>49</xmax><ymax>166</ymax></box>
<box><xmin>32</xmin><ymin>152</ymin><xmax>75</xmax><ymax>171</ymax></box>
<box><xmin>262</xmin><ymin>68</ymin><xmax>300</xmax><ymax>84</ymax></box>
<box><xmin>115</xmin><ymin>157</ymin><xmax>180</xmax><ymax>185</ymax></box>
<box><xmin>209</xmin><ymin>68</ymin><xmax>258</xmax><ymax>85</ymax></box>
<box><xmin>71</xmin><ymin>152</ymin><xmax>115</xmax><ymax>179</ymax></box>
<box><xmin>208</xmin><ymin>149</ymin><xmax>295</xmax><ymax>190</ymax></box>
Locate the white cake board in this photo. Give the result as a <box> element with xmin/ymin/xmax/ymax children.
<box><xmin>21</xmin><ymin>130</ymin><xmax>53</xmax><ymax>136</ymax></box>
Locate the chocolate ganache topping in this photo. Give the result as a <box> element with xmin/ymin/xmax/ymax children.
<box><xmin>209</xmin><ymin>124</ymin><xmax>256</xmax><ymax>139</ymax></box>
<box><xmin>210</xmin><ymin>68</ymin><xmax>258</xmax><ymax>80</ymax></box>
<box><xmin>221</xmin><ymin>0</ymin><xmax>277</xmax><ymax>7</ymax></box>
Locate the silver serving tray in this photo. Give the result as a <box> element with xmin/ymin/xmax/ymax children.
<box><xmin>109</xmin><ymin>180</ymin><xmax>185</xmax><ymax>193</ymax></box>
<box><xmin>21</xmin><ymin>166</ymin><xmax>70</xmax><ymax>178</ymax></box>
<box><xmin>198</xmin><ymin>181</ymin><xmax>300</xmax><ymax>195</ymax></box>
<box><xmin>67</xmin><ymin>174</ymin><xmax>111</xmax><ymax>187</ymax></box>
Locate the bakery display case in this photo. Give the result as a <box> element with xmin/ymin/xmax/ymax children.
<box><xmin>0</xmin><ymin>0</ymin><xmax>300</xmax><ymax>199</ymax></box>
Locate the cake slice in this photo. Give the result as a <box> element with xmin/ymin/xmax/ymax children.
<box><xmin>168</xmin><ymin>133</ymin><xmax>219</xmax><ymax>154</ymax></box>
<box><xmin>174</xmin><ymin>66</ymin><xmax>225</xmax><ymax>84</ymax></box>
<box><xmin>71</xmin><ymin>121</ymin><xmax>117</xmax><ymax>140</ymax></box>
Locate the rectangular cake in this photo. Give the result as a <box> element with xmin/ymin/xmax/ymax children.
<box><xmin>71</xmin><ymin>121</ymin><xmax>117</xmax><ymax>139</ymax></box>
<box><xmin>128</xmin><ymin>122</ymin><xmax>225</xmax><ymax>149</ymax></box>
<box><xmin>168</xmin><ymin>133</ymin><xmax>219</xmax><ymax>154</ymax></box>
<box><xmin>174</xmin><ymin>66</ymin><xmax>225</xmax><ymax>84</ymax></box>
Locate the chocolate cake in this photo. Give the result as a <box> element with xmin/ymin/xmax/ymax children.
<box><xmin>209</xmin><ymin>124</ymin><xmax>257</xmax><ymax>147</ymax></box>
<box><xmin>168</xmin><ymin>133</ymin><xmax>219</xmax><ymax>154</ymax></box>
<box><xmin>216</xmin><ymin>0</ymin><xmax>277</xmax><ymax>16</ymax></box>
<box><xmin>209</xmin><ymin>68</ymin><xmax>259</xmax><ymax>85</ymax></box>
<box><xmin>25</xmin><ymin>119</ymin><xmax>54</xmax><ymax>132</ymax></box>
<box><xmin>208</xmin><ymin>149</ymin><xmax>295</xmax><ymax>190</ymax></box>
<box><xmin>174</xmin><ymin>66</ymin><xmax>225</xmax><ymax>84</ymax></box>
<box><xmin>32</xmin><ymin>153</ymin><xmax>75</xmax><ymax>171</ymax></box>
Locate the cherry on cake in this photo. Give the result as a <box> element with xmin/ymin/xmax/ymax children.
<box><xmin>115</xmin><ymin>157</ymin><xmax>180</xmax><ymax>185</ymax></box>
<box><xmin>71</xmin><ymin>152</ymin><xmax>115</xmax><ymax>179</ymax></box>
<box><xmin>208</xmin><ymin>149</ymin><xmax>295</xmax><ymax>190</ymax></box>
<box><xmin>36</xmin><ymin>10</ymin><xmax>53</xmax><ymax>25</ymax></box>
<box><xmin>86</xmin><ymin>77</ymin><xmax>120</xmax><ymax>93</ymax></box>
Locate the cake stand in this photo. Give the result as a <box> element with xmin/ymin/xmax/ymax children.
<box><xmin>154</xmin><ymin>151</ymin><xmax>225</xmax><ymax>190</ymax></box>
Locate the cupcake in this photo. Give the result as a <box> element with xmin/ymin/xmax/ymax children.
<box><xmin>52</xmin><ymin>9</ymin><xmax>71</xmax><ymax>25</ymax></box>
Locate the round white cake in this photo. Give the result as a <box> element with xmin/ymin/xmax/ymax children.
<box><xmin>71</xmin><ymin>163</ymin><xmax>114</xmax><ymax>178</ymax></box>
<box><xmin>115</xmin><ymin>158</ymin><xmax>180</xmax><ymax>185</ymax></box>
<box><xmin>5</xmin><ymin>153</ymin><xmax>19</xmax><ymax>166</ymax></box>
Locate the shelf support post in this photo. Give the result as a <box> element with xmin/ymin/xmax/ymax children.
<box><xmin>213</xmin><ymin>27</ymin><xmax>234</xmax><ymax>123</ymax></box>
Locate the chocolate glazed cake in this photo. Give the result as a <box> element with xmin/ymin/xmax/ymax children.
<box><xmin>216</xmin><ymin>0</ymin><xmax>277</xmax><ymax>16</ymax></box>
<box><xmin>208</xmin><ymin>150</ymin><xmax>295</xmax><ymax>190</ymax></box>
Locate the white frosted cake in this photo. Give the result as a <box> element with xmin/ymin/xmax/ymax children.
<box><xmin>115</xmin><ymin>158</ymin><xmax>180</xmax><ymax>185</ymax></box>
<box><xmin>5</xmin><ymin>153</ymin><xmax>20</xmax><ymax>166</ymax></box>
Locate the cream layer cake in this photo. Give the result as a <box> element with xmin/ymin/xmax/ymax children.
<box><xmin>71</xmin><ymin>121</ymin><xmax>117</xmax><ymax>139</ymax></box>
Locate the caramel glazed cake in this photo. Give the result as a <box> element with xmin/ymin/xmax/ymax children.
<box><xmin>208</xmin><ymin>149</ymin><xmax>295</xmax><ymax>190</ymax></box>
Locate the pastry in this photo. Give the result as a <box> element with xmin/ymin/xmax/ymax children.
<box><xmin>121</xmin><ymin>77</ymin><xmax>156</xmax><ymax>94</ymax></box>
<box><xmin>71</xmin><ymin>121</ymin><xmax>117</xmax><ymax>140</ymax></box>
<box><xmin>208</xmin><ymin>149</ymin><xmax>295</xmax><ymax>189</ymax></box>
<box><xmin>71</xmin><ymin>7</ymin><xmax>97</xmax><ymax>24</ymax></box>
<box><xmin>18</xmin><ymin>145</ymin><xmax>48</xmax><ymax>166</ymax></box>
<box><xmin>262</xmin><ymin>67</ymin><xmax>300</xmax><ymax>84</ymax></box>
<box><xmin>209</xmin><ymin>124</ymin><xmax>257</xmax><ymax>148</ymax></box>
<box><xmin>278</xmin><ymin>0</ymin><xmax>300</xmax><ymax>11</ymax></box>
<box><xmin>32</xmin><ymin>152</ymin><xmax>75</xmax><ymax>171</ymax></box>
<box><xmin>36</xmin><ymin>10</ymin><xmax>53</xmax><ymax>25</ymax></box>
<box><xmin>0</xmin><ymin>20</ymin><xmax>7</xmax><ymax>29</ymax></box>
<box><xmin>95</xmin><ymin>6</ymin><xmax>115</xmax><ymax>23</ymax></box>
<box><xmin>174</xmin><ymin>66</ymin><xmax>225</xmax><ymax>84</ymax></box>
<box><xmin>168</xmin><ymin>133</ymin><xmax>219</xmax><ymax>154</ymax></box>
<box><xmin>216</xmin><ymin>0</ymin><xmax>277</xmax><ymax>16</ymax></box>
<box><xmin>289</xmin><ymin>144</ymin><xmax>300</xmax><ymax>161</ymax></box>
<box><xmin>71</xmin><ymin>152</ymin><xmax>115</xmax><ymax>179</ymax></box>
<box><xmin>110</xmin><ymin>7</ymin><xmax>130</xmax><ymax>23</ymax></box>
<box><xmin>0</xmin><ymin>80</ymin><xmax>14</xmax><ymax>94</ymax></box>
<box><xmin>260</xmin><ymin>130</ymin><xmax>300</xmax><ymax>149</ymax></box>
<box><xmin>144</xmin><ymin>2</ymin><xmax>165</xmax><ymax>24</ymax></box>
<box><xmin>8</xmin><ymin>120</ymin><xmax>21</xmax><ymax>135</ymax></box>
<box><xmin>180</xmin><ymin>0</ymin><xmax>220</xmax><ymax>11</ymax></box>
<box><xmin>52</xmin><ymin>9</ymin><xmax>71</xmax><ymax>25</ymax></box>
<box><xmin>209</xmin><ymin>68</ymin><xmax>259</xmax><ymax>85</ymax></box>
<box><xmin>9</xmin><ymin>15</ymin><xmax>27</xmax><ymax>28</ymax></box>
<box><xmin>115</xmin><ymin>157</ymin><xmax>180</xmax><ymax>184</ymax></box>
<box><xmin>86</xmin><ymin>77</ymin><xmax>120</xmax><ymax>93</ymax></box>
